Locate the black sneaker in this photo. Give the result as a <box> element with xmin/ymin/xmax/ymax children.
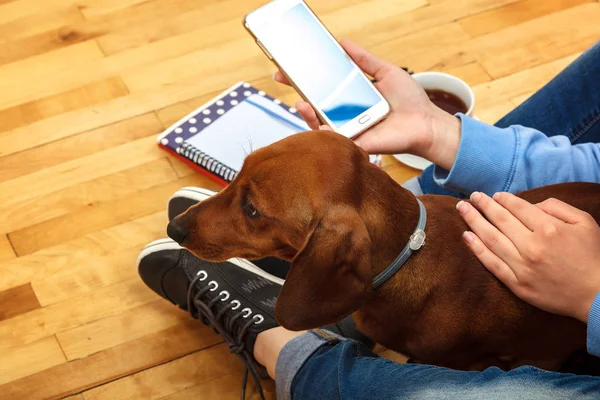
<box><xmin>166</xmin><ymin>187</ymin><xmax>217</xmax><ymax>221</ymax></box>
<box><xmin>167</xmin><ymin>187</ymin><xmax>291</xmax><ymax>279</ymax></box>
<box><xmin>138</xmin><ymin>239</ymin><xmax>375</xmax><ymax>399</ymax></box>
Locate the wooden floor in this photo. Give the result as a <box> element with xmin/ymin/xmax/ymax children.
<box><xmin>0</xmin><ymin>0</ymin><xmax>598</xmax><ymax>398</ymax></box>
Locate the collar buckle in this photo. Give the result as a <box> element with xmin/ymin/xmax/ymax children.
<box><xmin>409</xmin><ymin>229</ymin><xmax>426</xmax><ymax>251</ymax></box>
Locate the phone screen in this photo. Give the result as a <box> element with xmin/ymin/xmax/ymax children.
<box><xmin>252</xmin><ymin>2</ymin><xmax>382</xmax><ymax>128</ymax></box>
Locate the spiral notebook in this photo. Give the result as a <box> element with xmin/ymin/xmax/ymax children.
<box><xmin>158</xmin><ymin>82</ymin><xmax>381</xmax><ymax>186</ymax></box>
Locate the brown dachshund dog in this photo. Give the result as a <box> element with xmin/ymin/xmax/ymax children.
<box><xmin>169</xmin><ymin>130</ymin><xmax>600</xmax><ymax>372</ymax></box>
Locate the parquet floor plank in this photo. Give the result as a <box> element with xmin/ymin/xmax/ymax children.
<box><xmin>0</xmin><ymin>324</ymin><xmax>217</xmax><ymax>400</ymax></box>
<box><xmin>0</xmin><ymin>235</ymin><xmax>16</xmax><ymax>262</ymax></box>
<box><xmin>0</xmin><ymin>336</ymin><xmax>67</xmax><ymax>386</ymax></box>
<box><xmin>0</xmin><ymin>283</ymin><xmax>41</xmax><ymax>321</ymax></box>
<box><xmin>0</xmin><ymin>212</ymin><xmax>166</xmax><ymax>293</ymax></box>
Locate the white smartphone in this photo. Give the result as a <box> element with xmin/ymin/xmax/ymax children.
<box><xmin>244</xmin><ymin>0</ymin><xmax>390</xmax><ymax>139</ymax></box>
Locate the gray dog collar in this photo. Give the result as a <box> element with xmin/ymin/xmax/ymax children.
<box><xmin>372</xmin><ymin>199</ymin><xmax>427</xmax><ymax>290</ymax></box>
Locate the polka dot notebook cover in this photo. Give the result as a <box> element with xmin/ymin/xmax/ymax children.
<box><xmin>158</xmin><ymin>81</ymin><xmax>382</xmax><ymax>186</ymax></box>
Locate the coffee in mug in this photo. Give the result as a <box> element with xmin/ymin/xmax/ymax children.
<box><xmin>412</xmin><ymin>72</ymin><xmax>475</xmax><ymax>116</ymax></box>
<box><xmin>425</xmin><ymin>89</ymin><xmax>468</xmax><ymax>115</ymax></box>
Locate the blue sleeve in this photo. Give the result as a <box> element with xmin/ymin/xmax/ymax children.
<box><xmin>588</xmin><ymin>292</ymin><xmax>600</xmax><ymax>357</ymax></box>
<box><xmin>433</xmin><ymin>114</ymin><xmax>600</xmax><ymax>195</ymax></box>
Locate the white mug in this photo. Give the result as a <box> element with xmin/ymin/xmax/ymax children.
<box><xmin>394</xmin><ymin>72</ymin><xmax>475</xmax><ymax>170</ymax></box>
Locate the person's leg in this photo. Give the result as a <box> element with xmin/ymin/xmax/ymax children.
<box><xmin>495</xmin><ymin>40</ymin><xmax>600</xmax><ymax>144</ymax></box>
<box><xmin>255</xmin><ymin>328</ymin><xmax>600</xmax><ymax>400</ymax></box>
<box><xmin>254</xmin><ymin>327</ymin><xmax>305</xmax><ymax>379</ymax></box>
<box><xmin>416</xmin><ymin>40</ymin><xmax>600</xmax><ymax>196</ymax></box>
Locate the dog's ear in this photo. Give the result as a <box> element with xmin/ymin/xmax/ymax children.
<box><xmin>275</xmin><ymin>205</ymin><xmax>372</xmax><ymax>330</ymax></box>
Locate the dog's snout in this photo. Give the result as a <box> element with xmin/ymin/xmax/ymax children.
<box><xmin>167</xmin><ymin>219</ymin><xmax>188</xmax><ymax>244</ymax></box>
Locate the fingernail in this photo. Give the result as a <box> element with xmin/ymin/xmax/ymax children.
<box><xmin>462</xmin><ymin>231</ymin><xmax>475</xmax><ymax>243</ymax></box>
<box><xmin>272</xmin><ymin>72</ymin><xmax>278</xmax><ymax>80</ymax></box>
<box><xmin>493</xmin><ymin>192</ymin><xmax>500</xmax><ymax>201</ymax></box>
<box><xmin>456</xmin><ymin>200</ymin><xmax>469</xmax><ymax>215</ymax></box>
<box><xmin>470</xmin><ymin>192</ymin><xmax>482</xmax><ymax>203</ymax></box>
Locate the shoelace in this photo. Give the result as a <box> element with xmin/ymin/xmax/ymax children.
<box><xmin>186</xmin><ymin>270</ymin><xmax>266</xmax><ymax>400</ymax></box>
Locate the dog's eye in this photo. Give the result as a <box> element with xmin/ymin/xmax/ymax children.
<box><xmin>244</xmin><ymin>201</ymin><xmax>259</xmax><ymax>218</ymax></box>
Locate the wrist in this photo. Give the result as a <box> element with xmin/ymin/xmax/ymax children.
<box><xmin>421</xmin><ymin>106</ymin><xmax>462</xmax><ymax>171</ymax></box>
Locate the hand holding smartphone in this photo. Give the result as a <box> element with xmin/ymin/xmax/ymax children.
<box><xmin>244</xmin><ymin>0</ymin><xmax>390</xmax><ymax>139</ymax></box>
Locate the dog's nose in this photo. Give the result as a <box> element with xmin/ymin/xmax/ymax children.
<box><xmin>167</xmin><ymin>219</ymin><xmax>188</xmax><ymax>244</ymax></box>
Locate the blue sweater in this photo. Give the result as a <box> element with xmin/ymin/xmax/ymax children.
<box><xmin>432</xmin><ymin>115</ymin><xmax>600</xmax><ymax>357</ymax></box>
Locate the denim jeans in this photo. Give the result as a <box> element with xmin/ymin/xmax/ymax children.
<box><xmin>418</xmin><ymin>40</ymin><xmax>600</xmax><ymax>197</ymax></box>
<box><xmin>275</xmin><ymin>43</ymin><xmax>600</xmax><ymax>399</ymax></box>
<box><xmin>277</xmin><ymin>330</ymin><xmax>600</xmax><ymax>400</ymax></box>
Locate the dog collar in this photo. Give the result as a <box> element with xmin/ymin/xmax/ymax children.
<box><xmin>372</xmin><ymin>199</ymin><xmax>427</xmax><ymax>289</ymax></box>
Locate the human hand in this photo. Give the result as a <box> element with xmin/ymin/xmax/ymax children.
<box><xmin>273</xmin><ymin>39</ymin><xmax>462</xmax><ymax>170</ymax></box>
<box><xmin>457</xmin><ymin>191</ymin><xmax>600</xmax><ymax>323</ymax></box>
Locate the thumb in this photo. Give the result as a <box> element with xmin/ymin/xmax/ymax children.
<box><xmin>340</xmin><ymin>39</ymin><xmax>395</xmax><ymax>81</ymax></box>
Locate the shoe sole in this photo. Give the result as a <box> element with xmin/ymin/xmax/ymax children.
<box><xmin>167</xmin><ymin>187</ymin><xmax>217</xmax><ymax>220</ymax></box>
<box><xmin>169</xmin><ymin>187</ymin><xmax>217</xmax><ymax>202</ymax></box>
<box><xmin>136</xmin><ymin>238</ymin><xmax>182</xmax><ymax>267</ymax></box>
<box><xmin>137</xmin><ymin>238</ymin><xmax>285</xmax><ymax>285</ymax></box>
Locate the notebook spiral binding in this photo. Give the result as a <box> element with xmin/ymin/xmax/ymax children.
<box><xmin>177</xmin><ymin>142</ymin><xmax>238</xmax><ymax>182</ymax></box>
